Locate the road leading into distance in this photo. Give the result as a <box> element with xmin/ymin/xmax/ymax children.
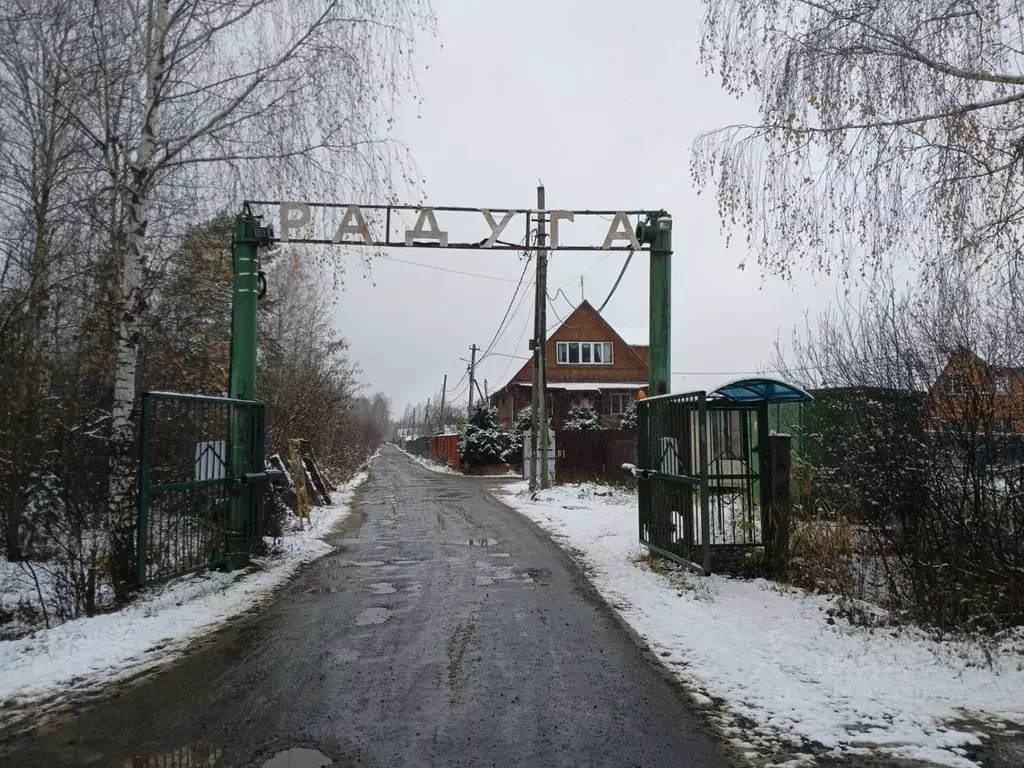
<box><xmin>0</xmin><ymin>446</ymin><xmax>727</xmax><ymax>768</ymax></box>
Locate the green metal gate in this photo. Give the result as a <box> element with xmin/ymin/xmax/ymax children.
<box><xmin>635</xmin><ymin>378</ymin><xmax>814</xmax><ymax>574</ymax></box>
<box><xmin>636</xmin><ymin>390</ymin><xmax>769</xmax><ymax>573</ymax></box>
<box><xmin>137</xmin><ymin>392</ymin><xmax>268</xmax><ymax>584</ymax></box>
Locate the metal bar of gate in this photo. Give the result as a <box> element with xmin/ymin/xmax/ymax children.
<box><xmin>136</xmin><ymin>394</ymin><xmax>154</xmax><ymax>586</ymax></box>
<box><xmin>698</xmin><ymin>392</ymin><xmax>711</xmax><ymax>575</ymax></box>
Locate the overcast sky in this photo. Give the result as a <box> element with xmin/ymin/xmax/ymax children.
<box><xmin>327</xmin><ymin>0</ymin><xmax>854</xmax><ymax>410</ymax></box>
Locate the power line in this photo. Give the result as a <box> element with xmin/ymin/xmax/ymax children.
<box><xmin>479</xmin><ymin>253</ymin><xmax>533</xmax><ymax>362</ymax></box>
<box><xmin>596</xmin><ymin>248</ymin><xmax>634</xmax><ymax>314</ymax></box>
<box><xmin>494</xmin><ymin>310</ymin><xmax>534</xmax><ymax>385</ymax></box>
<box><xmin>556</xmin><ymin>251</ymin><xmax>615</xmax><ymax>291</ymax></box>
<box><xmin>376</xmin><ymin>254</ymin><xmax>521</xmax><ymax>283</ymax></box>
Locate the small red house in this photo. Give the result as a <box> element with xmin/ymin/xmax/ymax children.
<box><xmin>928</xmin><ymin>347</ymin><xmax>1024</xmax><ymax>434</ymax></box>
<box><xmin>489</xmin><ymin>301</ymin><xmax>649</xmax><ymax>429</ymax></box>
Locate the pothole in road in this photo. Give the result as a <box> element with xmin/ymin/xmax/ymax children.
<box><xmin>369</xmin><ymin>582</ymin><xmax>397</xmax><ymax>594</ymax></box>
<box><xmin>465</xmin><ymin>538</ymin><xmax>498</xmax><ymax>547</ymax></box>
<box><xmin>355</xmin><ymin>607</ymin><xmax>392</xmax><ymax>626</ymax></box>
<box><xmin>261</xmin><ymin>747</ymin><xmax>333</xmax><ymax>767</ymax></box>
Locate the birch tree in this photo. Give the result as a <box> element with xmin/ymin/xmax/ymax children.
<box><xmin>25</xmin><ymin>0</ymin><xmax>433</xmax><ymax>595</ymax></box>
<box><xmin>0</xmin><ymin>0</ymin><xmax>91</xmax><ymax>560</ymax></box>
<box><xmin>694</xmin><ymin>0</ymin><xmax>1024</xmax><ymax>279</ymax></box>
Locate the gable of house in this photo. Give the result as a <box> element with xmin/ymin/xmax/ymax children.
<box><xmin>508</xmin><ymin>300</ymin><xmax>649</xmax><ymax>385</ymax></box>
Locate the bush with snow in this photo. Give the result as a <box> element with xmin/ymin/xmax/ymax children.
<box><xmin>460</xmin><ymin>403</ymin><xmax>505</xmax><ymax>467</ymax></box>
<box><xmin>502</xmin><ymin>407</ymin><xmax>549</xmax><ymax>462</ymax></box>
<box><xmin>619</xmin><ymin>400</ymin><xmax>637</xmax><ymax>429</ymax></box>
<box><xmin>563</xmin><ymin>399</ymin><xmax>604</xmax><ymax>431</ymax></box>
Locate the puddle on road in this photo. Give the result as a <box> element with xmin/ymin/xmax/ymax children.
<box><xmin>122</xmin><ymin>745</ymin><xmax>222</xmax><ymax>767</ymax></box>
<box><xmin>355</xmin><ymin>607</ymin><xmax>392</xmax><ymax>626</ymax></box>
<box><xmin>262</xmin><ymin>747</ymin><xmax>333</xmax><ymax>767</ymax></box>
<box><xmin>369</xmin><ymin>581</ymin><xmax>397</xmax><ymax>594</ymax></box>
<box><xmin>308</xmin><ymin>585</ymin><xmax>338</xmax><ymax>595</ymax></box>
<box><xmin>465</xmin><ymin>538</ymin><xmax>498</xmax><ymax>547</ymax></box>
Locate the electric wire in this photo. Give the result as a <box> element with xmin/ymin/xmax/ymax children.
<box><xmin>596</xmin><ymin>248</ymin><xmax>634</xmax><ymax>314</ymax></box>
<box><xmin>376</xmin><ymin>254</ymin><xmax>520</xmax><ymax>283</ymax></box>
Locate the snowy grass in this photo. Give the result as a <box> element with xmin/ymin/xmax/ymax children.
<box><xmin>0</xmin><ymin>464</ymin><xmax>372</xmax><ymax>721</ymax></box>
<box><xmin>500</xmin><ymin>481</ymin><xmax>1024</xmax><ymax>767</ymax></box>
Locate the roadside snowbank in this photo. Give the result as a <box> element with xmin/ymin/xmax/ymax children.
<box><xmin>403</xmin><ymin>451</ymin><xmax>460</xmax><ymax>475</ymax></box>
<box><xmin>500</xmin><ymin>482</ymin><xmax>1024</xmax><ymax>768</ymax></box>
<box><xmin>0</xmin><ymin>466</ymin><xmax>370</xmax><ymax>718</ymax></box>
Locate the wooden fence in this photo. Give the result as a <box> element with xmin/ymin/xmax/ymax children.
<box><xmin>428</xmin><ymin>434</ymin><xmax>461</xmax><ymax>470</ymax></box>
<box><xmin>554</xmin><ymin>429</ymin><xmax>636</xmax><ymax>483</ymax></box>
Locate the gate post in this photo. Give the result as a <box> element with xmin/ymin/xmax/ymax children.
<box><xmin>766</xmin><ymin>434</ymin><xmax>792</xmax><ymax>579</ymax></box>
<box><xmin>638</xmin><ymin>213</ymin><xmax>672</xmax><ymax>397</ymax></box>
<box><xmin>227</xmin><ymin>215</ymin><xmax>261</xmax><ymax>567</ymax></box>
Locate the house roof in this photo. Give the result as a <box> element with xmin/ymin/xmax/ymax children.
<box><xmin>511</xmin><ymin>381</ymin><xmax>647</xmax><ymax>391</ymax></box>
<box><xmin>490</xmin><ymin>300</ymin><xmax>650</xmax><ymax>395</ymax></box>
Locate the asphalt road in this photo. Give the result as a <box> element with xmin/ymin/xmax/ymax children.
<box><xmin>0</xmin><ymin>446</ymin><xmax>727</xmax><ymax>768</ymax></box>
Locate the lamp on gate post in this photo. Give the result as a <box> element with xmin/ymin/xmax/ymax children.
<box><xmin>637</xmin><ymin>212</ymin><xmax>672</xmax><ymax>397</ymax></box>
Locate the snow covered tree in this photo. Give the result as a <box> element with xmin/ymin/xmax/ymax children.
<box><xmin>502</xmin><ymin>407</ymin><xmax>548</xmax><ymax>463</ymax></box>
<box><xmin>563</xmin><ymin>400</ymin><xmax>603</xmax><ymax>431</ymax></box>
<box><xmin>619</xmin><ymin>400</ymin><xmax>637</xmax><ymax>430</ymax></box>
<box><xmin>460</xmin><ymin>403</ymin><xmax>504</xmax><ymax>467</ymax></box>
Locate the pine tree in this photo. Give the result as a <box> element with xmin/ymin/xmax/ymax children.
<box><xmin>460</xmin><ymin>403</ymin><xmax>505</xmax><ymax>467</ymax></box>
<box><xmin>563</xmin><ymin>399</ymin><xmax>603</xmax><ymax>431</ymax></box>
<box><xmin>619</xmin><ymin>399</ymin><xmax>638</xmax><ymax>430</ymax></box>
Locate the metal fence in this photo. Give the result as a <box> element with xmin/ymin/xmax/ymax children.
<box><xmin>137</xmin><ymin>392</ymin><xmax>267</xmax><ymax>584</ymax></box>
<box><xmin>637</xmin><ymin>391</ymin><xmax>767</xmax><ymax>572</ymax></box>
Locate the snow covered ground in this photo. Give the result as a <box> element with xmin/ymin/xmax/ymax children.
<box><xmin>401</xmin><ymin>450</ymin><xmax>461</xmax><ymax>475</ymax></box>
<box><xmin>499</xmin><ymin>481</ymin><xmax>1024</xmax><ymax>768</ymax></box>
<box><xmin>0</xmin><ymin>466</ymin><xmax>371</xmax><ymax>721</ymax></box>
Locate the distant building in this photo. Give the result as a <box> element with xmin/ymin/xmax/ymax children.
<box><xmin>488</xmin><ymin>300</ymin><xmax>648</xmax><ymax>429</ymax></box>
<box><xmin>928</xmin><ymin>347</ymin><xmax>1024</xmax><ymax>435</ymax></box>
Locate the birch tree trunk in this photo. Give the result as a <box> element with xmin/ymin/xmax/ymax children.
<box><xmin>105</xmin><ymin>0</ymin><xmax>168</xmax><ymax>595</ymax></box>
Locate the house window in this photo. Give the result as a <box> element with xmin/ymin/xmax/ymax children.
<box><xmin>555</xmin><ymin>341</ymin><xmax>613</xmax><ymax>365</ymax></box>
<box><xmin>609</xmin><ymin>392</ymin><xmax>629</xmax><ymax>415</ymax></box>
<box><xmin>996</xmin><ymin>374</ymin><xmax>1013</xmax><ymax>395</ymax></box>
<box><xmin>947</xmin><ymin>376</ymin><xmax>969</xmax><ymax>396</ymax></box>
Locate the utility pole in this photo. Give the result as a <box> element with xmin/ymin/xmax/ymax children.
<box><xmin>439</xmin><ymin>374</ymin><xmax>447</xmax><ymax>433</ymax></box>
<box><xmin>637</xmin><ymin>212</ymin><xmax>674</xmax><ymax>396</ymax></box>
<box><xmin>484</xmin><ymin>379</ymin><xmax>489</xmax><ymax>400</ymax></box>
<box><xmin>468</xmin><ymin>344</ymin><xmax>479</xmax><ymax>409</ymax></box>
<box><xmin>537</xmin><ymin>185</ymin><xmax>551</xmax><ymax>490</ymax></box>
<box><xmin>529</xmin><ymin>206</ymin><xmax>541</xmax><ymax>491</ymax></box>
<box><xmin>580</xmin><ymin>275</ymin><xmax>584</xmax><ymax>302</ymax></box>
<box><xmin>424</xmin><ymin>398</ymin><xmax>431</xmax><ymax>435</ymax></box>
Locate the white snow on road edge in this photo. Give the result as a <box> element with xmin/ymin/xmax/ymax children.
<box><xmin>0</xmin><ymin>464</ymin><xmax>373</xmax><ymax>716</ymax></box>
<box><xmin>400</xmin><ymin>450</ymin><xmax>460</xmax><ymax>475</ymax></box>
<box><xmin>499</xmin><ymin>482</ymin><xmax>1024</xmax><ymax>768</ymax></box>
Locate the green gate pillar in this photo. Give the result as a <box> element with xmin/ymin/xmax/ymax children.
<box><xmin>639</xmin><ymin>213</ymin><xmax>673</xmax><ymax>396</ymax></box>
<box><xmin>227</xmin><ymin>214</ymin><xmax>261</xmax><ymax>567</ymax></box>
<box><xmin>230</xmin><ymin>215</ymin><xmax>260</xmax><ymax>401</ymax></box>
